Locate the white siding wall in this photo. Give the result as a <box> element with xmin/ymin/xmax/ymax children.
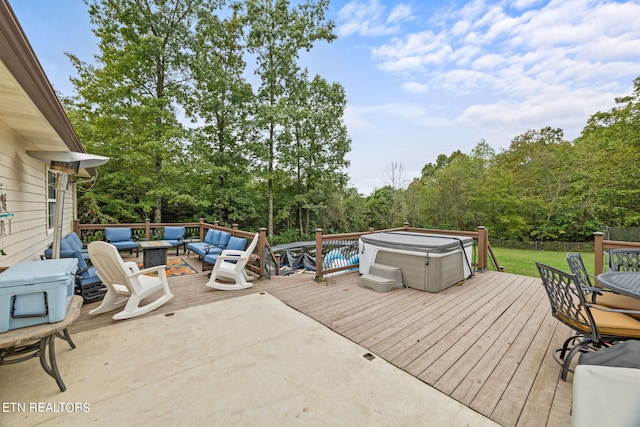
<box><xmin>0</xmin><ymin>125</ymin><xmax>76</xmax><ymax>268</ymax></box>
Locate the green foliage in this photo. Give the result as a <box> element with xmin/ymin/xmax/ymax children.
<box><xmin>63</xmin><ymin>1</ymin><xmax>640</xmax><ymax>243</ymax></box>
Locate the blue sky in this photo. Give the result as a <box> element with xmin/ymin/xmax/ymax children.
<box><xmin>10</xmin><ymin>0</ymin><xmax>640</xmax><ymax>195</ymax></box>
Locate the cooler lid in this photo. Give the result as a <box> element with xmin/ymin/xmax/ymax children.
<box><xmin>360</xmin><ymin>232</ymin><xmax>472</xmax><ymax>253</ymax></box>
<box><xmin>0</xmin><ymin>258</ymin><xmax>78</xmax><ymax>288</ymax></box>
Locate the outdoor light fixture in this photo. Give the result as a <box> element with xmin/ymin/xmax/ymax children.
<box><xmin>26</xmin><ymin>151</ymin><xmax>109</xmax><ymax>259</ymax></box>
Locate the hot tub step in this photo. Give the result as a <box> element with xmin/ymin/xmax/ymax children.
<box><xmin>359</xmin><ymin>274</ymin><xmax>403</xmax><ymax>293</ymax></box>
<box><xmin>359</xmin><ymin>263</ymin><xmax>403</xmax><ymax>293</ymax></box>
<box><xmin>369</xmin><ymin>263</ymin><xmax>403</xmax><ymax>284</ymax></box>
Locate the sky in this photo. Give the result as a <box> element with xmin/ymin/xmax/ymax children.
<box><xmin>9</xmin><ymin>0</ymin><xmax>640</xmax><ymax>195</ymax></box>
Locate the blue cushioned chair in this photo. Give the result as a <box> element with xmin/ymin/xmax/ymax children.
<box><xmin>71</xmin><ymin>251</ymin><xmax>106</xmax><ymax>303</ymax></box>
<box><xmin>163</xmin><ymin>226</ymin><xmax>185</xmax><ymax>256</ymax></box>
<box><xmin>44</xmin><ymin>231</ymin><xmax>91</xmax><ymax>261</ymax></box>
<box><xmin>203</xmin><ymin>236</ymin><xmax>247</xmax><ymax>271</ymax></box>
<box><xmin>104</xmin><ymin>227</ymin><xmax>139</xmax><ymax>257</ymax></box>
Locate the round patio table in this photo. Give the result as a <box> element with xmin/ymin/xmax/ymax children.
<box><xmin>596</xmin><ymin>272</ymin><xmax>640</xmax><ymax>299</ymax></box>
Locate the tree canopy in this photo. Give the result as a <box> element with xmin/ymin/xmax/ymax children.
<box><xmin>64</xmin><ymin>1</ymin><xmax>640</xmax><ymax>243</ymax></box>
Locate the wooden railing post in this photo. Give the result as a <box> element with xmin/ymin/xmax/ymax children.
<box><xmin>232</xmin><ymin>223</ymin><xmax>238</xmax><ymax>235</ymax></box>
<box><xmin>258</xmin><ymin>227</ymin><xmax>267</xmax><ymax>278</ymax></box>
<box><xmin>403</xmin><ymin>221</ymin><xmax>409</xmax><ymax>231</ymax></box>
<box><xmin>477</xmin><ymin>226</ymin><xmax>488</xmax><ymax>272</ymax></box>
<box><xmin>594</xmin><ymin>232</ymin><xmax>604</xmax><ymax>275</ymax></box>
<box><xmin>73</xmin><ymin>219</ymin><xmax>80</xmax><ymax>235</ymax></box>
<box><xmin>315</xmin><ymin>228</ymin><xmax>323</xmax><ymax>281</ymax></box>
<box><xmin>144</xmin><ymin>218</ymin><xmax>151</xmax><ymax>240</ymax></box>
<box><xmin>199</xmin><ymin>218</ymin><xmax>205</xmax><ymax>240</ymax></box>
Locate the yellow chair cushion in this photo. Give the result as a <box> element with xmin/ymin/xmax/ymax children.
<box><xmin>558</xmin><ymin>305</ymin><xmax>640</xmax><ymax>339</ymax></box>
<box><xmin>593</xmin><ymin>292</ymin><xmax>640</xmax><ymax>319</ymax></box>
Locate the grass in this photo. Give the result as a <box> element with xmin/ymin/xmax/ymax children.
<box><xmin>490</xmin><ymin>247</ymin><xmax>596</xmax><ymax>277</ymax></box>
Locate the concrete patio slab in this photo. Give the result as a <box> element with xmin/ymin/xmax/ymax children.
<box><xmin>0</xmin><ymin>292</ymin><xmax>497</xmax><ymax>426</ymax></box>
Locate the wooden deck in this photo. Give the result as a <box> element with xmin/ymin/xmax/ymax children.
<box><xmin>69</xmin><ymin>256</ymin><xmax>574</xmax><ymax>426</ymax></box>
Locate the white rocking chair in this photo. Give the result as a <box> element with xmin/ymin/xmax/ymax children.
<box><xmin>87</xmin><ymin>241</ymin><xmax>173</xmax><ymax>320</ymax></box>
<box><xmin>206</xmin><ymin>232</ymin><xmax>259</xmax><ymax>291</ymax></box>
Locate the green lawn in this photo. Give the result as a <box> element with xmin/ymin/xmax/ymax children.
<box><xmin>490</xmin><ymin>247</ymin><xmax>596</xmax><ymax>278</ymax></box>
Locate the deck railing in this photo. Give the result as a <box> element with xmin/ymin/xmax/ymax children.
<box><xmin>72</xmin><ymin>219</ymin><xmax>498</xmax><ymax>280</ymax></box>
<box><xmin>73</xmin><ymin>219</ymin><xmax>277</xmax><ymax>278</ymax></box>
<box><xmin>593</xmin><ymin>231</ymin><xmax>640</xmax><ymax>275</ymax></box>
<box><xmin>313</xmin><ymin>223</ymin><xmax>497</xmax><ymax>281</ymax></box>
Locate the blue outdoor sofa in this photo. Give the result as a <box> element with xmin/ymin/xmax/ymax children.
<box><xmin>186</xmin><ymin>229</ymin><xmax>234</xmax><ymax>269</ymax></box>
<box><xmin>44</xmin><ymin>231</ymin><xmax>90</xmax><ymax>261</ymax></box>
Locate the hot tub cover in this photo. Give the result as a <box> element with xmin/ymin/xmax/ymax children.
<box><xmin>359</xmin><ymin>232</ymin><xmax>471</xmax><ymax>254</ymax></box>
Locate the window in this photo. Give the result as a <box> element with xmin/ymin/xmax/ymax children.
<box><xmin>47</xmin><ymin>170</ymin><xmax>56</xmax><ymax>230</ymax></box>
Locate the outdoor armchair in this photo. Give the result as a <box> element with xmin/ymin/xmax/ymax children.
<box><xmin>162</xmin><ymin>226</ymin><xmax>185</xmax><ymax>256</ymax></box>
<box><xmin>608</xmin><ymin>248</ymin><xmax>640</xmax><ymax>272</ymax></box>
<box><xmin>71</xmin><ymin>250</ymin><xmax>106</xmax><ymax>304</ymax></box>
<box><xmin>566</xmin><ymin>252</ymin><xmax>640</xmax><ymax>318</ymax></box>
<box><xmin>536</xmin><ymin>262</ymin><xmax>640</xmax><ymax>380</ymax></box>
<box><xmin>104</xmin><ymin>227</ymin><xmax>139</xmax><ymax>257</ymax></box>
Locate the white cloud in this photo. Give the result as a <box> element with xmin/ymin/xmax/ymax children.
<box><xmin>401</xmin><ymin>82</ymin><xmax>430</xmax><ymax>93</ymax></box>
<box><xmin>367</xmin><ymin>0</ymin><xmax>640</xmax><ymax>99</ymax></box>
<box><xmin>337</xmin><ymin>0</ymin><xmax>414</xmax><ymax>37</ymax></box>
<box><xmin>387</xmin><ymin>4</ymin><xmax>413</xmax><ymax>23</ymax></box>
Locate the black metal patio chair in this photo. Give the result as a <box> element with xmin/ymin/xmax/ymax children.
<box><xmin>608</xmin><ymin>248</ymin><xmax>640</xmax><ymax>272</ymax></box>
<box><xmin>536</xmin><ymin>262</ymin><xmax>640</xmax><ymax>380</ymax></box>
<box><xmin>567</xmin><ymin>252</ymin><xmax>640</xmax><ymax>318</ymax></box>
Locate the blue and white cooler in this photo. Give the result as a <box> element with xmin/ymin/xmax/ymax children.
<box><xmin>0</xmin><ymin>258</ymin><xmax>77</xmax><ymax>333</ymax></box>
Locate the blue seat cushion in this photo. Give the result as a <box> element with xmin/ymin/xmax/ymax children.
<box><xmin>210</xmin><ymin>230</ymin><xmax>222</xmax><ymax>246</ymax></box>
<box><xmin>203</xmin><ymin>229</ymin><xmax>217</xmax><ymax>245</ymax></box>
<box><xmin>203</xmin><ymin>253</ymin><xmax>219</xmax><ymax>265</ymax></box>
<box><xmin>218</xmin><ymin>232</ymin><xmax>231</xmax><ymax>249</ymax></box>
<box><xmin>105</xmin><ymin>227</ymin><xmax>133</xmax><ymax>243</ymax></box>
<box><xmin>163</xmin><ymin>226</ymin><xmax>185</xmax><ymax>246</ymax></box>
<box><xmin>110</xmin><ymin>241</ymin><xmax>139</xmax><ymax>250</ymax></box>
<box><xmin>44</xmin><ymin>237</ymin><xmax>90</xmax><ymax>259</ymax></box>
<box><xmin>186</xmin><ymin>241</ymin><xmax>218</xmax><ymax>257</ymax></box>
<box><xmin>64</xmin><ymin>232</ymin><xmax>85</xmax><ymax>252</ymax></box>
<box><xmin>187</xmin><ymin>230</ymin><xmax>236</xmax><ymax>258</ymax></box>
<box><xmin>226</xmin><ymin>237</ymin><xmax>247</xmax><ymax>251</ymax></box>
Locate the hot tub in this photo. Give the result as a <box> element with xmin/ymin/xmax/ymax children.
<box><xmin>359</xmin><ymin>232</ymin><xmax>473</xmax><ymax>292</ymax></box>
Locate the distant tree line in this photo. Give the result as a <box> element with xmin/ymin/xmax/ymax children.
<box><xmin>64</xmin><ymin>1</ymin><xmax>640</xmax><ymax>243</ymax></box>
<box><xmin>401</xmin><ymin>76</ymin><xmax>640</xmax><ymax>242</ymax></box>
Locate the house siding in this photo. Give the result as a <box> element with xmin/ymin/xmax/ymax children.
<box><xmin>0</xmin><ymin>124</ymin><xmax>75</xmax><ymax>268</ymax></box>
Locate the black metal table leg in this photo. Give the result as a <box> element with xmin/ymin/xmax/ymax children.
<box><xmin>38</xmin><ymin>335</ymin><xmax>66</xmax><ymax>392</ymax></box>
<box><xmin>56</xmin><ymin>327</ymin><xmax>76</xmax><ymax>349</ymax></box>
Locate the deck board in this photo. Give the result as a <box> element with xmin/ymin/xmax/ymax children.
<box><xmin>69</xmin><ymin>258</ymin><xmax>573</xmax><ymax>426</ymax></box>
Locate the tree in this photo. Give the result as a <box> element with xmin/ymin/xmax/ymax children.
<box><xmin>67</xmin><ymin>0</ymin><xmax>215</xmax><ymax>223</ymax></box>
<box><xmin>244</xmin><ymin>0</ymin><xmax>336</xmax><ymax>237</ymax></box>
<box><xmin>573</xmin><ymin>76</ymin><xmax>640</xmax><ymax>230</ymax></box>
<box><xmin>382</xmin><ymin>161</ymin><xmax>408</xmax><ymax>228</ymax></box>
<box><xmin>181</xmin><ymin>3</ymin><xmax>257</xmax><ymax>225</ymax></box>
<box><xmin>280</xmin><ymin>72</ymin><xmax>351</xmax><ymax>235</ymax></box>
